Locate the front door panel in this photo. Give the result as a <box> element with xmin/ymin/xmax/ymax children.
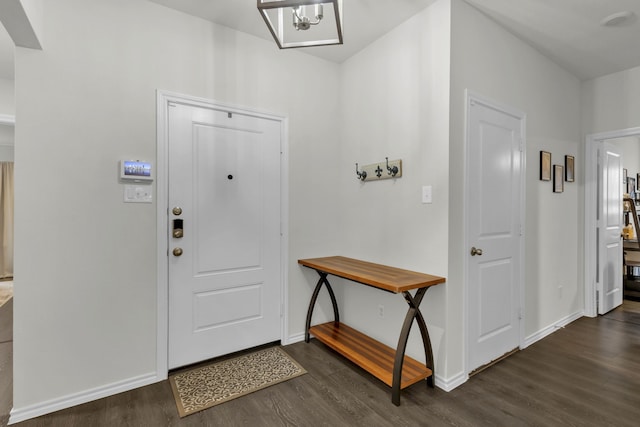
<box><xmin>168</xmin><ymin>104</ymin><xmax>281</xmax><ymax>369</ymax></box>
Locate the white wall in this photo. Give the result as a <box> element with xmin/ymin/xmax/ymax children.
<box><xmin>0</xmin><ymin>77</ymin><xmax>14</xmax><ymax>116</ymax></box>
<box><xmin>11</xmin><ymin>0</ymin><xmax>592</xmax><ymax>420</ymax></box>
<box><xmin>13</xmin><ymin>0</ymin><xmax>341</xmax><ymax>418</ymax></box>
<box><xmin>337</xmin><ymin>0</ymin><xmax>450</xmax><ymax>378</ymax></box>
<box><xmin>582</xmin><ymin>65</ymin><xmax>640</xmax><ymax>135</ymax></box>
<box><xmin>0</xmin><ymin>78</ymin><xmax>14</xmax><ymax>167</ymax></box>
<box><xmin>449</xmin><ymin>0</ymin><xmax>582</xmax><ymax>374</ymax></box>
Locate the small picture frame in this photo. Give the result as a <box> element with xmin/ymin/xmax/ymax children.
<box><xmin>540</xmin><ymin>151</ymin><xmax>551</xmax><ymax>181</ymax></box>
<box><xmin>565</xmin><ymin>155</ymin><xmax>574</xmax><ymax>182</ymax></box>
<box><xmin>553</xmin><ymin>165</ymin><xmax>564</xmax><ymax>193</ymax></box>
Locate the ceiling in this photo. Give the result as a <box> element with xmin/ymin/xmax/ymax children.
<box><xmin>464</xmin><ymin>0</ymin><xmax>640</xmax><ymax>80</ymax></box>
<box><xmin>1</xmin><ymin>0</ymin><xmax>640</xmax><ymax>81</ymax></box>
<box><xmin>148</xmin><ymin>0</ymin><xmax>439</xmax><ymax>64</ymax></box>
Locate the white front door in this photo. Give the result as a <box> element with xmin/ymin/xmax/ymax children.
<box><xmin>168</xmin><ymin>102</ymin><xmax>282</xmax><ymax>369</ymax></box>
<box><xmin>598</xmin><ymin>142</ymin><xmax>623</xmax><ymax>314</ymax></box>
<box><xmin>466</xmin><ymin>94</ymin><xmax>524</xmax><ymax>373</ymax></box>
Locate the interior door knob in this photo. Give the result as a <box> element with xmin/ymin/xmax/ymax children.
<box><xmin>173</xmin><ymin>247</ymin><xmax>183</xmax><ymax>257</ymax></box>
<box><xmin>470</xmin><ymin>247</ymin><xmax>483</xmax><ymax>256</ymax></box>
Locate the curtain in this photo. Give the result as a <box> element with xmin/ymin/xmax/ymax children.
<box><xmin>0</xmin><ymin>162</ymin><xmax>13</xmax><ymax>279</ymax></box>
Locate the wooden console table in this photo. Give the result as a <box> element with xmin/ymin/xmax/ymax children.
<box><xmin>299</xmin><ymin>256</ymin><xmax>445</xmax><ymax>405</ymax></box>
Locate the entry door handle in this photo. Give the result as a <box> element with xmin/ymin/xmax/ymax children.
<box><xmin>470</xmin><ymin>247</ymin><xmax>483</xmax><ymax>256</ymax></box>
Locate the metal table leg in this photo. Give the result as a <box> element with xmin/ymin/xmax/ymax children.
<box><xmin>304</xmin><ymin>271</ymin><xmax>340</xmax><ymax>343</ymax></box>
<box><xmin>391</xmin><ymin>287</ymin><xmax>432</xmax><ymax>405</ymax></box>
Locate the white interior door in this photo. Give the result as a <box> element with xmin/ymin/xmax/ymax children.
<box><xmin>598</xmin><ymin>143</ymin><xmax>623</xmax><ymax>314</ymax></box>
<box><xmin>466</xmin><ymin>95</ymin><xmax>524</xmax><ymax>373</ymax></box>
<box><xmin>168</xmin><ymin>103</ymin><xmax>282</xmax><ymax>369</ymax></box>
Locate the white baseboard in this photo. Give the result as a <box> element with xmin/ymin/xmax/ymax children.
<box><xmin>285</xmin><ymin>332</ymin><xmax>305</xmax><ymax>345</ymax></box>
<box><xmin>522</xmin><ymin>309</ymin><xmax>583</xmax><ymax>349</ymax></box>
<box><xmin>434</xmin><ymin>371</ymin><xmax>467</xmax><ymax>392</ymax></box>
<box><xmin>9</xmin><ymin>372</ymin><xmax>160</xmax><ymax>424</ymax></box>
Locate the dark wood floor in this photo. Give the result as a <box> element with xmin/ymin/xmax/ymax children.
<box><xmin>2</xmin><ymin>298</ymin><xmax>640</xmax><ymax>426</ymax></box>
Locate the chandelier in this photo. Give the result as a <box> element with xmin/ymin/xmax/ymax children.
<box><xmin>257</xmin><ymin>0</ymin><xmax>343</xmax><ymax>49</ymax></box>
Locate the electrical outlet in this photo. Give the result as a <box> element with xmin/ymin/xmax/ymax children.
<box><xmin>378</xmin><ymin>304</ymin><xmax>384</xmax><ymax>318</ymax></box>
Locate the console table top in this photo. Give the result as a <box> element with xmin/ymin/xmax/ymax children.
<box><xmin>298</xmin><ymin>256</ymin><xmax>445</xmax><ymax>293</ymax></box>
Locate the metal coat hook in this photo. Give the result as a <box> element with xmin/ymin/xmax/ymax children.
<box><xmin>386</xmin><ymin>157</ymin><xmax>399</xmax><ymax>177</ymax></box>
<box><xmin>355</xmin><ymin>163</ymin><xmax>367</xmax><ymax>181</ymax></box>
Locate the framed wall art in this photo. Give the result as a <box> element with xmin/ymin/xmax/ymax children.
<box><xmin>540</xmin><ymin>151</ymin><xmax>551</xmax><ymax>181</ymax></box>
<box><xmin>553</xmin><ymin>165</ymin><xmax>564</xmax><ymax>193</ymax></box>
<box><xmin>565</xmin><ymin>155</ymin><xmax>574</xmax><ymax>182</ymax></box>
<box><xmin>628</xmin><ymin>177</ymin><xmax>636</xmax><ymax>195</ymax></box>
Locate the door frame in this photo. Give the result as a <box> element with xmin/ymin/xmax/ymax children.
<box><xmin>155</xmin><ymin>90</ymin><xmax>289</xmax><ymax>377</ymax></box>
<box><xmin>584</xmin><ymin>127</ymin><xmax>640</xmax><ymax>317</ymax></box>
<box><xmin>463</xmin><ymin>91</ymin><xmax>526</xmax><ymax>376</ymax></box>
<box><xmin>0</xmin><ymin>114</ymin><xmax>15</xmax><ymax>126</ymax></box>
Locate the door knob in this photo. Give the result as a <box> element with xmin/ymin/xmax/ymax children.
<box><xmin>470</xmin><ymin>247</ymin><xmax>483</xmax><ymax>256</ymax></box>
<box><xmin>173</xmin><ymin>247</ymin><xmax>183</xmax><ymax>257</ymax></box>
<box><xmin>173</xmin><ymin>229</ymin><xmax>184</xmax><ymax>238</ymax></box>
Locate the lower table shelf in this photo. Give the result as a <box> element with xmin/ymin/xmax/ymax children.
<box><xmin>309</xmin><ymin>321</ymin><xmax>432</xmax><ymax>389</ymax></box>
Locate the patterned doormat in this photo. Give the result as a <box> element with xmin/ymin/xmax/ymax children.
<box><xmin>169</xmin><ymin>346</ymin><xmax>307</xmax><ymax>417</ymax></box>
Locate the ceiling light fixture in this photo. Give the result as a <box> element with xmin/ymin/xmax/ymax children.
<box><xmin>600</xmin><ymin>11</ymin><xmax>635</xmax><ymax>27</ymax></box>
<box><xmin>257</xmin><ymin>0</ymin><xmax>343</xmax><ymax>49</ymax></box>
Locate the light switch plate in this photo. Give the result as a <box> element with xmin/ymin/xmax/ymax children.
<box><xmin>124</xmin><ymin>184</ymin><xmax>152</xmax><ymax>203</ymax></box>
<box><xmin>422</xmin><ymin>185</ymin><xmax>432</xmax><ymax>204</ymax></box>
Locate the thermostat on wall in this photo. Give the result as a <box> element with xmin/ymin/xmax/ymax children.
<box><xmin>120</xmin><ymin>160</ymin><xmax>153</xmax><ymax>181</ymax></box>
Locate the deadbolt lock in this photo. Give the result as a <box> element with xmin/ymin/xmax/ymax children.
<box><xmin>172</xmin><ymin>219</ymin><xmax>184</xmax><ymax>239</ymax></box>
<box><xmin>172</xmin><ymin>207</ymin><xmax>183</xmax><ymax>216</ymax></box>
<box><xmin>173</xmin><ymin>247</ymin><xmax>183</xmax><ymax>257</ymax></box>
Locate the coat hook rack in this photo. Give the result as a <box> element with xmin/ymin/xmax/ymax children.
<box><xmin>355</xmin><ymin>158</ymin><xmax>402</xmax><ymax>182</ymax></box>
